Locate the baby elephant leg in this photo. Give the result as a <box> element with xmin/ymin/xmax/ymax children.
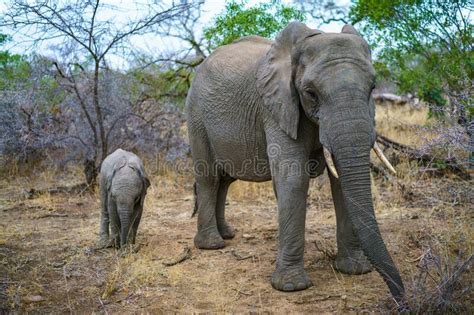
<box><xmin>108</xmin><ymin>198</ymin><xmax>121</xmax><ymax>248</ymax></box>
<box><xmin>130</xmin><ymin>207</ymin><xmax>143</xmax><ymax>245</ymax></box>
<box><xmin>98</xmin><ymin>181</ymin><xmax>110</xmax><ymax>247</ymax></box>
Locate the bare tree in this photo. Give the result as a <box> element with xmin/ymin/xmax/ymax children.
<box><xmin>2</xmin><ymin>0</ymin><xmax>192</xmax><ymax>184</ymax></box>
<box><xmin>0</xmin><ymin>55</ymin><xmax>66</xmax><ymax>166</ymax></box>
<box><xmin>133</xmin><ymin>0</ymin><xmax>207</xmax><ymax>93</ymax></box>
<box><xmin>294</xmin><ymin>0</ymin><xmax>349</xmax><ymax>27</ymax></box>
<box><xmin>159</xmin><ymin>0</ymin><xmax>207</xmax><ymax>61</ymax></box>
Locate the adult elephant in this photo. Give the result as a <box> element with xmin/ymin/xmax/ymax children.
<box><xmin>186</xmin><ymin>22</ymin><xmax>405</xmax><ymax>304</ymax></box>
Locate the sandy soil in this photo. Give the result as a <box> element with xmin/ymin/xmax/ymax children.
<box><xmin>1</xmin><ymin>169</ymin><xmax>472</xmax><ymax>313</ymax></box>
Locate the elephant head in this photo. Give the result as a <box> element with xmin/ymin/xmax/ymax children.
<box><xmin>257</xmin><ymin>22</ymin><xmax>404</xmax><ymax>302</ymax></box>
<box><xmin>107</xmin><ymin>158</ymin><xmax>150</xmax><ymax>246</ymax></box>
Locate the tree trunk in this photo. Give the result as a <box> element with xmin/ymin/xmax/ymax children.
<box><xmin>83</xmin><ymin>158</ymin><xmax>98</xmax><ymax>187</ymax></box>
<box><xmin>93</xmin><ymin>59</ymin><xmax>107</xmax><ymax>164</ymax></box>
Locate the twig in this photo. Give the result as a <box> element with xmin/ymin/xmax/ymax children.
<box><xmin>406</xmin><ymin>251</ymin><xmax>429</xmax><ymax>263</ymax></box>
<box><xmin>312</xmin><ymin>239</ymin><xmax>336</xmax><ymax>260</ymax></box>
<box><xmin>232</xmin><ymin>288</ymin><xmax>252</xmax><ymax>296</ymax></box>
<box><xmin>163</xmin><ymin>246</ymin><xmax>191</xmax><ymax>266</ymax></box>
<box><xmin>293</xmin><ymin>294</ymin><xmax>342</xmax><ymax>304</ymax></box>
<box><xmin>230</xmin><ymin>250</ymin><xmax>255</xmax><ymax>261</ymax></box>
<box><xmin>62</xmin><ymin>266</ymin><xmax>73</xmax><ymax>314</ymax></box>
<box><xmin>314</xmin><ymin>294</ymin><xmax>342</xmax><ymax>302</ymax></box>
<box><xmin>98</xmin><ymin>297</ymin><xmax>109</xmax><ymax>315</ymax></box>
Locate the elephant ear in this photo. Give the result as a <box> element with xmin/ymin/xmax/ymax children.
<box><xmin>341</xmin><ymin>24</ymin><xmax>361</xmax><ymax>36</ymax></box>
<box><xmin>128</xmin><ymin>162</ymin><xmax>151</xmax><ymax>192</ymax></box>
<box><xmin>141</xmin><ymin>170</ymin><xmax>151</xmax><ymax>191</ymax></box>
<box><xmin>106</xmin><ymin>157</ymin><xmax>127</xmax><ymax>192</ymax></box>
<box><xmin>257</xmin><ymin>22</ymin><xmax>322</xmax><ymax>139</ymax></box>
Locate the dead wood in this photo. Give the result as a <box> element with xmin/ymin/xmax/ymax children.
<box><xmin>23</xmin><ymin>183</ymin><xmax>91</xmax><ymax>199</ymax></box>
<box><xmin>376</xmin><ymin>134</ymin><xmax>471</xmax><ymax>180</ymax></box>
<box><xmin>373</xmin><ymin>93</ymin><xmax>409</xmax><ymax>105</ymax></box>
<box><xmin>37</xmin><ymin>213</ymin><xmax>68</xmax><ymax>219</ymax></box>
<box><xmin>230</xmin><ymin>250</ymin><xmax>255</xmax><ymax>261</ymax></box>
<box><xmin>163</xmin><ymin>247</ymin><xmax>192</xmax><ymax>266</ymax></box>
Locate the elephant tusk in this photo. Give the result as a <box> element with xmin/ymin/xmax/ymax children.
<box><xmin>373</xmin><ymin>143</ymin><xmax>397</xmax><ymax>175</ymax></box>
<box><xmin>323</xmin><ymin>147</ymin><xmax>339</xmax><ymax>179</ymax></box>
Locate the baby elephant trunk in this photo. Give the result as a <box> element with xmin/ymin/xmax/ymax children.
<box><xmin>117</xmin><ymin>204</ymin><xmax>133</xmax><ymax>247</ymax></box>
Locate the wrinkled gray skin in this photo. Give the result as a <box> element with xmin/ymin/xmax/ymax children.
<box><xmin>98</xmin><ymin>149</ymin><xmax>150</xmax><ymax>248</ymax></box>
<box><xmin>186</xmin><ymin>22</ymin><xmax>405</xmax><ymax>303</ymax></box>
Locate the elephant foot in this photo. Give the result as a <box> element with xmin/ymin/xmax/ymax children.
<box><xmin>194</xmin><ymin>229</ymin><xmax>225</xmax><ymax>249</ymax></box>
<box><xmin>97</xmin><ymin>237</ymin><xmax>113</xmax><ymax>249</ymax></box>
<box><xmin>218</xmin><ymin>221</ymin><xmax>235</xmax><ymax>239</ymax></box>
<box><xmin>333</xmin><ymin>250</ymin><xmax>372</xmax><ymax>275</ymax></box>
<box><xmin>271</xmin><ymin>266</ymin><xmax>313</xmax><ymax>292</ymax></box>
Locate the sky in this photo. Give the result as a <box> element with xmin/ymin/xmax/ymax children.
<box><xmin>0</xmin><ymin>0</ymin><xmax>350</xmax><ymax>68</ymax></box>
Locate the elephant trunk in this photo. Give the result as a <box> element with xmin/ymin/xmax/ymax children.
<box><xmin>118</xmin><ymin>204</ymin><xmax>132</xmax><ymax>247</ymax></box>
<box><xmin>323</xmin><ymin>95</ymin><xmax>405</xmax><ymax>302</ymax></box>
<box><xmin>335</xmin><ymin>145</ymin><xmax>404</xmax><ymax>301</ymax></box>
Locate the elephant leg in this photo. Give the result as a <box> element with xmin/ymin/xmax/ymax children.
<box><xmin>270</xmin><ymin>150</ymin><xmax>312</xmax><ymax>291</ymax></box>
<box><xmin>189</xmin><ymin>123</ymin><xmax>224</xmax><ymax>249</ymax></box>
<box><xmin>108</xmin><ymin>198</ymin><xmax>121</xmax><ymax>248</ymax></box>
<box><xmin>272</xmin><ymin>175</ymin><xmax>312</xmax><ymax>291</ymax></box>
<box><xmin>329</xmin><ymin>170</ymin><xmax>373</xmax><ymax>274</ymax></box>
<box><xmin>216</xmin><ymin>175</ymin><xmax>236</xmax><ymax>239</ymax></box>
<box><xmin>130</xmin><ymin>206</ymin><xmax>143</xmax><ymax>245</ymax></box>
<box><xmin>98</xmin><ymin>177</ymin><xmax>110</xmax><ymax>247</ymax></box>
<box><xmin>194</xmin><ymin>176</ymin><xmax>224</xmax><ymax>249</ymax></box>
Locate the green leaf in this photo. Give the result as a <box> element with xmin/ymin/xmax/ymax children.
<box><xmin>350</xmin><ymin>0</ymin><xmax>473</xmax><ymax>122</ymax></box>
<box><xmin>204</xmin><ymin>0</ymin><xmax>305</xmax><ymax>49</ymax></box>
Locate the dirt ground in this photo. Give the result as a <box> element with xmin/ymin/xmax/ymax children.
<box><xmin>1</xmin><ymin>169</ymin><xmax>472</xmax><ymax>313</ymax></box>
<box><xmin>1</xmin><ymin>103</ymin><xmax>472</xmax><ymax>313</ymax></box>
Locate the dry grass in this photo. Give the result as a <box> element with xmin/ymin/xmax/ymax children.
<box><xmin>228</xmin><ymin>181</ymin><xmax>274</xmax><ymax>202</ymax></box>
<box><xmin>1</xmin><ymin>102</ymin><xmax>472</xmax><ymax>313</ymax></box>
<box><xmin>375</xmin><ymin>101</ymin><xmax>430</xmax><ymax>146</ymax></box>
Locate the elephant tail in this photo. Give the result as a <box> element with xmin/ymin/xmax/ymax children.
<box><xmin>191</xmin><ymin>182</ymin><xmax>198</xmax><ymax>218</ymax></box>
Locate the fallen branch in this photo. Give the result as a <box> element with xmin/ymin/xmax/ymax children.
<box><xmin>23</xmin><ymin>183</ymin><xmax>91</xmax><ymax>199</ymax></box>
<box><xmin>376</xmin><ymin>134</ymin><xmax>471</xmax><ymax>180</ymax></box>
<box><xmin>37</xmin><ymin>213</ymin><xmax>68</xmax><ymax>219</ymax></box>
<box><xmin>373</xmin><ymin>93</ymin><xmax>409</xmax><ymax>105</ymax></box>
<box><xmin>163</xmin><ymin>246</ymin><xmax>191</xmax><ymax>266</ymax></box>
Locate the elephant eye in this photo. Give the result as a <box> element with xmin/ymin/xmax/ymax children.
<box><xmin>305</xmin><ymin>89</ymin><xmax>317</xmax><ymax>100</ymax></box>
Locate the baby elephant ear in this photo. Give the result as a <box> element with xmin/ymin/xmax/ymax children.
<box><xmin>136</xmin><ymin>166</ymin><xmax>150</xmax><ymax>190</ymax></box>
<box><xmin>341</xmin><ymin>24</ymin><xmax>361</xmax><ymax>36</ymax></box>
<box><xmin>106</xmin><ymin>157</ymin><xmax>127</xmax><ymax>192</ymax></box>
<box><xmin>142</xmin><ymin>172</ymin><xmax>151</xmax><ymax>190</ymax></box>
<box><xmin>129</xmin><ymin>162</ymin><xmax>151</xmax><ymax>191</ymax></box>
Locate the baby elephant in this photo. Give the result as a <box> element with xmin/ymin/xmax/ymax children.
<box><xmin>98</xmin><ymin>149</ymin><xmax>150</xmax><ymax>248</ymax></box>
